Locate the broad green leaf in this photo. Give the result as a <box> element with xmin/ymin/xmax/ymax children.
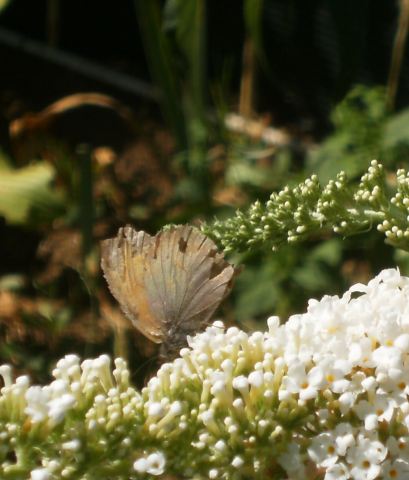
<box><xmin>384</xmin><ymin>107</ymin><xmax>409</xmax><ymax>148</ymax></box>
<box><xmin>0</xmin><ymin>161</ymin><xmax>64</xmax><ymax>225</ymax></box>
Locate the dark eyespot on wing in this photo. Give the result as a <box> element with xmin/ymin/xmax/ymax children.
<box><xmin>178</xmin><ymin>236</ymin><xmax>188</xmax><ymax>253</ymax></box>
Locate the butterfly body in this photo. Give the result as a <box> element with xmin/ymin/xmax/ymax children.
<box><xmin>101</xmin><ymin>225</ymin><xmax>234</xmax><ymax>359</ymax></box>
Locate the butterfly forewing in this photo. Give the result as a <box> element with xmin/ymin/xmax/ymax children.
<box><xmin>145</xmin><ymin>226</ymin><xmax>234</xmax><ymax>337</ymax></box>
<box><xmin>100</xmin><ymin>226</ymin><xmax>163</xmax><ymax>343</ymax></box>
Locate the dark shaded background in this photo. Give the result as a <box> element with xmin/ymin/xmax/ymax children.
<box><xmin>0</xmin><ymin>1</ymin><xmax>404</xmax><ymax>133</ymax></box>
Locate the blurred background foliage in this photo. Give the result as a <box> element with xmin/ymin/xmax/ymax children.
<box><xmin>1</xmin><ymin>0</ymin><xmax>409</xmax><ymax>382</ymax></box>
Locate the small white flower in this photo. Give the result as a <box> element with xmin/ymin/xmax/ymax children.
<box><xmin>147</xmin><ymin>402</ymin><xmax>165</xmax><ymax>417</ymax></box>
<box><xmin>282</xmin><ymin>362</ymin><xmax>324</xmax><ymax>400</ymax></box>
<box><xmin>146</xmin><ymin>452</ymin><xmax>166</xmax><ymax>476</ymax></box>
<box><xmin>133</xmin><ymin>451</ymin><xmax>166</xmax><ymax>476</ymax></box>
<box><xmin>394</xmin><ymin>333</ymin><xmax>409</xmax><ymax>352</ymax></box>
<box><xmin>48</xmin><ymin>393</ymin><xmax>76</xmax><ymax>424</ymax></box>
<box><xmin>25</xmin><ymin>386</ymin><xmax>50</xmax><ymax>423</ymax></box>
<box><xmin>324</xmin><ymin>462</ymin><xmax>350</xmax><ymax>480</ymax></box>
<box><xmin>334</xmin><ymin>423</ymin><xmax>355</xmax><ymax>455</ymax></box>
<box><xmin>232</xmin><ymin>456</ymin><xmax>244</xmax><ymax>468</ymax></box>
<box><xmin>386</xmin><ymin>436</ymin><xmax>409</xmax><ymax>462</ymax></box>
<box><xmin>209</xmin><ymin>468</ymin><xmax>219</xmax><ymax>479</ymax></box>
<box><xmin>348</xmin><ymin>338</ymin><xmax>374</xmax><ymax>368</ymax></box>
<box><xmin>62</xmin><ymin>439</ymin><xmax>81</xmax><ymax>451</ymax></box>
<box><xmin>214</xmin><ymin>440</ymin><xmax>227</xmax><ymax>452</ymax></box>
<box><xmin>373</xmin><ymin>346</ymin><xmax>403</xmax><ymax>378</ymax></box>
<box><xmin>232</xmin><ymin>375</ymin><xmax>249</xmax><ymax>391</ymax></box>
<box><xmin>248</xmin><ymin>370</ymin><xmax>264</xmax><ymax>388</ymax></box>
<box><xmin>353</xmin><ymin>395</ymin><xmax>396</xmax><ymax>431</ymax></box>
<box><xmin>307</xmin><ymin>432</ymin><xmax>338</xmax><ymax>468</ymax></box>
<box><xmin>30</xmin><ymin>469</ymin><xmax>51</xmax><ymax>480</ymax></box>
<box><xmin>380</xmin><ymin>458</ymin><xmax>409</xmax><ymax>479</ymax></box>
<box><xmin>133</xmin><ymin>458</ymin><xmax>149</xmax><ymax>473</ymax></box>
<box><xmin>347</xmin><ymin>434</ymin><xmax>387</xmax><ymax>480</ymax></box>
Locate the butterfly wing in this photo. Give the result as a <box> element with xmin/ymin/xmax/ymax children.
<box><xmin>101</xmin><ymin>225</ymin><xmax>235</xmax><ymax>351</ymax></box>
<box><xmin>100</xmin><ymin>226</ymin><xmax>164</xmax><ymax>343</ymax></box>
<box><xmin>143</xmin><ymin>226</ymin><xmax>235</xmax><ymax>343</ymax></box>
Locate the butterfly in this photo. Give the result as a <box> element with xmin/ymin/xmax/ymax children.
<box><xmin>100</xmin><ymin>225</ymin><xmax>235</xmax><ymax>359</ymax></box>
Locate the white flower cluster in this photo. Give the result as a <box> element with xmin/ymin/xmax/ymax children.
<box><xmin>142</xmin><ymin>269</ymin><xmax>409</xmax><ymax>479</ymax></box>
<box><xmin>2</xmin><ymin>269</ymin><xmax>409</xmax><ymax>479</ymax></box>
<box><xmin>0</xmin><ymin>354</ymin><xmax>143</xmax><ymax>479</ymax></box>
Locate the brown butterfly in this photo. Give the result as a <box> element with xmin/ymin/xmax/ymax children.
<box><xmin>100</xmin><ymin>225</ymin><xmax>235</xmax><ymax>359</ymax></box>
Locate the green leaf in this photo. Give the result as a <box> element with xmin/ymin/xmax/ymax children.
<box><xmin>0</xmin><ymin>160</ymin><xmax>64</xmax><ymax>225</ymax></box>
<box><xmin>292</xmin><ymin>240</ymin><xmax>342</xmax><ymax>292</ymax></box>
<box><xmin>226</xmin><ymin>163</ymin><xmax>272</xmax><ymax>188</ymax></box>
<box><xmin>307</xmin><ymin>238</ymin><xmax>342</xmax><ymax>266</ymax></box>
<box><xmin>384</xmin><ymin>107</ymin><xmax>409</xmax><ymax>148</ymax></box>
<box><xmin>234</xmin><ymin>259</ymin><xmax>279</xmax><ymax>322</ymax></box>
<box><xmin>307</xmin><ymin>131</ymin><xmax>370</xmax><ymax>182</ymax></box>
<box><xmin>306</xmin><ymin>85</ymin><xmax>387</xmax><ymax>182</ymax></box>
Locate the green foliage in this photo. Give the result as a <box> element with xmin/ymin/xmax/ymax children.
<box><xmin>383</xmin><ymin>106</ymin><xmax>409</xmax><ymax>164</ymax></box>
<box><xmin>307</xmin><ymin>85</ymin><xmax>409</xmax><ymax>183</ymax></box>
<box><xmin>0</xmin><ymin>151</ymin><xmax>64</xmax><ymax>225</ymax></box>
<box><xmin>225</xmin><ymin>144</ymin><xmax>291</xmax><ymax>192</ymax></box>
<box><xmin>307</xmin><ymin>85</ymin><xmax>388</xmax><ymax>181</ymax></box>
